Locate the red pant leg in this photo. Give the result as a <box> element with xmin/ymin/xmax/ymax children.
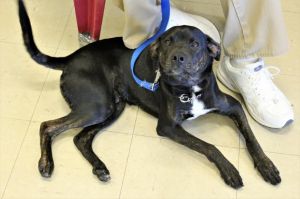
<box><xmin>73</xmin><ymin>0</ymin><xmax>106</xmax><ymax>41</ymax></box>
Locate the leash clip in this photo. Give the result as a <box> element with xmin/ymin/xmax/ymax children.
<box><xmin>151</xmin><ymin>83</ymin><xmax>156</xmax><ymax>91</ymax></box>
<box><xmin>151</xmin><ymin>69</ymin><xmax>161</xmax><ymax>91</ymax></box>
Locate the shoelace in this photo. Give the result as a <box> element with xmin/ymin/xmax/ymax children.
<box><xmin>241</xmin><ymin>65</ymin><xmax>281</xmax><ymax>104</ymax></box>
<box><xmin>264</xmin><ymin>66</ymin><xmax>281</xmax><ymax>78</ymax></box>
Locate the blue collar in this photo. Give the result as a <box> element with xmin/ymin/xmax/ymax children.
<box><xmin>130</xmin><ymin>0</ymin><xmax>170</xmax><ymax>92</ymax></box>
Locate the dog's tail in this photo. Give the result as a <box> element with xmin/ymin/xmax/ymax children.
<box><xmin>18</xmin><ymin>0</ymin><xmax>66</xmax><ymax>70</ymax></box>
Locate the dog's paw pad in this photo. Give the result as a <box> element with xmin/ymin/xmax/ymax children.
<box><xmin>256</xmin><ymin>157</ymin><xmax>281</xmax><ymax>185</ymax></box>
<box><xmin>93</xmin><ymin>168</ymin><xmax>111</xmax><ymax>182</ymax></box>
<box><xmin>38</xmin><ymin>158</ymin><xmax>54</xmax><ymax>178</ymax></box>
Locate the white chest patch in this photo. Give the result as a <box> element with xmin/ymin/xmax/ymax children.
<box><xmin>187</xmin><ymin>86</ymin><xmax>216</xmax><ymax>120</ymax></box>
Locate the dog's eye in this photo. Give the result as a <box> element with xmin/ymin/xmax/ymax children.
<box><xmin>164</xmin><ymin>39</ymin><xmax>171</xmax><ymax>46</ymax></box>
<box><xmin>191</xmin><ymin>41</ymin><xmax>199</xmax><ymax>48</ymax></box>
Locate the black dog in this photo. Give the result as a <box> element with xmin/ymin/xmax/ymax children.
<box><xmin>18</xmin><ymin>0</ymin><xmax>281</xmax><ymax>189</ymax></box>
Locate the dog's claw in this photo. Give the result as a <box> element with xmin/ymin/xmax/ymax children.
<box><xmin>38</xmin><ymin>158</ymin><xmax>54</xmax><ymax>178</ymax></box>
<box><xmin>255</xmin><ymin>156</ymin><xmax>281</xmax><ymax>185</ymax></box>
<box><xmin>93</xmin><ymin>168</ymin><xmax>111</xmax><ymax>182</ymax></box>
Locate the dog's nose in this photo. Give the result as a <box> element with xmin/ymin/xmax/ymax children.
<box><xmin>168</xmin><ymin>49</ymin><xmax>192</xmax><ymax>67</ymax></box>
<box><xmin>172</xmin><ymin>55</ymin><xmax>185</xmax><ymax>64</ymax></box>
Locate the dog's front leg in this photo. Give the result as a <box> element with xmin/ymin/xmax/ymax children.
<box><xmin>217</xmin><ymin>94</ymin><xmax>281</xmax><ymax>185</ymax></box>
<box><xmin>156</xmin><ymin>118</ymin><xmax>243</xmax><ymax>189</ymax></box>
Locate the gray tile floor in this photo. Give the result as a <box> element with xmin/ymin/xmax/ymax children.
<box><xmin>0</xmin><ymin>0</ymin><xmax>299</xmax><ymax>199</ymax></box>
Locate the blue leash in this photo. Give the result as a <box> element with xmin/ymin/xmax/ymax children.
<box><xmin>130</xmin><ymin>0</ymin><xmax>170</xmax><ymax>92</ymax></box>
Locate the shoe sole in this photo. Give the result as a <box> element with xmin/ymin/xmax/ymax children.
<box><xmin>216</xmin><ymin>64</ymin><xmax>291</xmax><ymax>129</ymax></box>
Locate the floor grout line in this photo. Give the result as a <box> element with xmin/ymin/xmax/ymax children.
<box><xmin>0</xmin><ymin>40</ymin><xmax>23</xmax><ymax>45</ymax></box>
<box><xmin>0</xmin><ymin>116</ymin><xmax>32</xmax><ymax>122</ymax></box>
<box><xmin>0</xmin><ymin>38</ymin><xmax>61</xmax><ymax>50</ymax></box>
<box><xmin>118</xmin><ymin>107</ymin><xmax>140</xmax><ymax>199</ymax></box>
<box><xmin>0</xmin><ymin>67</ymin><xmax>51</xmax><ymax>199</ymax></box>
<box><xmin>245</xmin><ymin>149</ymin><xmax>300</xmax><ymax>157</ymax></box>
<box><xmin>55</xmin><ymin>6</ymin><xmax>73</xmax><ymax>53</ymax></box>
<box><xmin>0</xmin><ymin>120</ymin><xmax>31</xmax><ymax>199</ymax></box>
<box><xmin>0</xmin><ymin>5</ymin><xmax>73</xmax><ymax>198</ymax></box>
<box><xmin>104</xmin><ymin>129</ymin><xmax>243</xmax><ymax>150</ymax></box>
<box><xmin>104</xmin><ymin>129</ymin><xmax>300</xmax><ymax>157</ymax></box>
<box><xmin>236</xmin><ymin>135</ymin><xmax>241</xmax><ymax>199</ymax></box>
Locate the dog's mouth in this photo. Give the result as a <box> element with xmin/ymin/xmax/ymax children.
<box><xmin>161</xmin><ymin>60</ymin><xmax>207</xmax><ymax>81</ymax></box>
<box><xmin>162</xmin><ymin>52</ymin><xmax>208</xmax><ymax>72</ymax></box>
<box><xmin>163</xmin><ymin>59</ymin><xmax>205</xmax><ymax>72</ymax></box>
<box><xmin>158</xmin><ymin>50</ymin><xmax>211</xmax><ymax>86</ymax></box>
<box><xmin>161</xmin><ymin>69</ymin><xmax>201</xmax><ymax>86</ymax></box>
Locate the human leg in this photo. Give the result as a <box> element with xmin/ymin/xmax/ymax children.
<box><xmin>217</xmin><ymin>0</ymin><xmax>293</xmax><ymax>128</ymax></box>
<box><xmin>220</xmin><ymin>0</ymin><xmax>288</xmax><ymax>57</ymax></box>
<box><xmin>116</xmin><ymin>0</ymin><xmax>221</xmax><ymax>48</ymax></box>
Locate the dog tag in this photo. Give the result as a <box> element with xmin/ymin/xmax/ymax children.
<box><xmin>179</xmin><ymin>94</ymin><xmax>192</xmax><ymax>103</ymax></box>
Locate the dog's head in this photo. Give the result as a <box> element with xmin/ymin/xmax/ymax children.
<box><xmin>150</xmin><ymin>26</ymin><xmax>220</xmax><ymax>87</ymax></box>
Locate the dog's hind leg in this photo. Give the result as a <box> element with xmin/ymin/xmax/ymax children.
<box><xmin>73</xmin><ymin>101</ymin><xmax>126</xmax><ymax>182</ymax></box>
<box><xmin>39</xmin><ymin>108</ymin><xmax>113</xmax><ymax>178</ymax></box>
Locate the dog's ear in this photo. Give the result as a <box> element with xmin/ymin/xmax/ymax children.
<box><xmin>207</xmin><ymin>36</ymin><xmax>221</xmax><ymax>61</ymax></box>
<box><xmin>149</xmin><ymin>38</ymin><xmax>160</xmax><ymax>60</ymax></box>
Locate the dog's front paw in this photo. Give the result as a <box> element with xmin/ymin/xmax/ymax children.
<box><xmin>38</xmin><ymin>157</ymin><xmax>54</xmax><ymax>178</ymax></box>
<box><xmin>93</xmin><ymin>167</ymin><xmax>111</xmax><ymax>182</ymax></box>
<box><xmin>255</xmin><ymin>156</ymin><xmax>281</xmax><ymax>185</ymax></box>
<box><xmin>219</xmin><ymin>163</ymin><xmax>243</xmax><ymax>189</ymax></box>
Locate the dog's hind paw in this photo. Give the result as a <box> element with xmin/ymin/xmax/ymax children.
<box><xmin>38</xmin><ymin>157</ymin><xmax>54</xmax><ymax>178</ymax></box>
<box><xmin>93</xmin><ymin>168</ymin><xmax>111</xmax><ymax>182</ymax></box>
<box><xmin>255</xmin><ymin>156</ymin><xmax>281</xmax><ymax>185</ymax></box>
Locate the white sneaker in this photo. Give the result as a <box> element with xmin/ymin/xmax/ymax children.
<box><xmin>216</xmin><ymin>56</ymin><xmax>294</xmax><ymax>128</ymax></box>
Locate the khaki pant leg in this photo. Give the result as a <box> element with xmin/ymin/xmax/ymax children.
<box><xmin>114</xmin><ymin>0</ymin><xmax>161</xmax><ymax>49</ymax></box>
<box><xmin>114</xmin><ymin>0</ymin><xmax>221</xmax><ymax>48</ymax></box>
<box><xmin>112</xmin><ymin>0</ymin><xmax>124</xmax><ymax>10</ymax></box>
<box><xmin>220</xmin><ymin>0</ymin><xmax>289</xmax><ymax>58</ymax></box>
